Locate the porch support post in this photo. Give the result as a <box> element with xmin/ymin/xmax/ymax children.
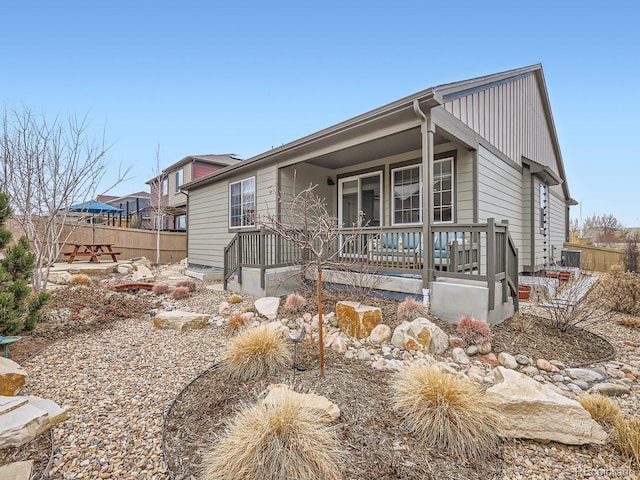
<box><xmin>413</xmin><ymin>100</ymin><xmax>435</xmax><ymax>288</ymax></box>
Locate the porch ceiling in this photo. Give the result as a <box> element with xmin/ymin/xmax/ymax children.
<box><xmin>305</xmin><ymin>128</ymin><xmax>449</xmax><ymax>169</ymax></box>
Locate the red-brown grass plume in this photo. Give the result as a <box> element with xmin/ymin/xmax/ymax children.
<box><xmin>176</xmin><ymin>279</ymin><xmax>196</xmax><ymax>292</ymax></box>
<box><xmin>391</xmin><ymin>363</ymin><xmax>501</xmax><ymax>462</ymax></box>
<box><xmin>226</xmin><ymin>311</ymin><xmax>246</xmax><ymax>333</ymax></box>
<box><xmin>456</xmin><ymin>315</ymin><xmax>493</xmax><ymax>345</ymax></box>
<box><xmin>199</xmin><ymin>393</ymin><xmax>342</xmax><ymax>480</ymax></box>
<box><xmin>284</xmin><ymin>293</ymin><xmax>307</xmax><ymax>313</ymax></box>
<box><xmin>171</xmin><ymin>286</ymin><xmax>190</xmax><ymax>300</ymax></box>
<box><xmin>397</xmin><ymin>296</ymin><xmax>430</xmax><ymax>322</ymax></box>
<box><xmin>219</xmin><ymin>324</ymin><xmax>292</xmax><ymax>381</ymax></box>
<box><xmin>152</xmin><ymin>283</ymin><xmax>170</xmax><ymax>296</ymax></box>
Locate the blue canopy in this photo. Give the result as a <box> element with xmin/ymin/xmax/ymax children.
<box><xmin>66</xmin><ymin>201</ymin><xmax>122</xmax><ymax>214</ymax></box>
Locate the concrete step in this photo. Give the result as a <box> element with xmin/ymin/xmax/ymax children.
<box><xmin>0</xmin><ymin>460</ymin><xmax>33</xmax><ymax>480</ymax></box>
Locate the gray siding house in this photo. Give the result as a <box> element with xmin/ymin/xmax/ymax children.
<box><xmin>182</xmin><ymin>64</ymin><xmax>573</xmax><ymax>324</ymax></box>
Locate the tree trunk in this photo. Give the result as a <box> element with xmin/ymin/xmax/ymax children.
<box><xmin>317</xmin><ymin>264</ymin><xmax>324</xmax><ymax>378</ymax></box>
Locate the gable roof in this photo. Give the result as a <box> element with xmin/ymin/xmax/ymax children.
<box><xmin>146</xmin><ymin>153</ymin><xmax>243</xmax><ymax>184</ymax></box>
<box><xmin>182</xmin><ymin>65</ymin><xmax>570</xmax><ymax>199</ymax></box>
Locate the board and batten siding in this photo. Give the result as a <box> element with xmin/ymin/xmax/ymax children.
<box><xmin>455</xmin><ymin>149</ymin><xmax>474</xmax><ymax>224</ymax></box>
<box><xmin>477</xmin><ymin>145</ymin><xmax>524</xmax><ymax>270</ymax></box>
<box><xmin>444</xmin><ymin>73</ymin><xmax>559</xmax><ymax>175</ymax></box>
<box><xmin>548</xmin><ymin>186</ymin><xmax>567</xmax><ymax>264</ymax></box>
<box><xmin>187</xmin><ymin>166</ymin><xmax>277</xmax><ymax>269</ymax></box>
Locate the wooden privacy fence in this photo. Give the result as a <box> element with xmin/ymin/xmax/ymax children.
<box><xmin>7</xmin><ymin>219</ymin><xmax>186</xmax><ymax>264</ymax></box>
<box><xmin>562</xmin><ymin>242</ymin><xmax>624</xmax><ymax>273</ymax></box>
<box><xmin>57</xmin><ymin>224</ymin><xmax>186</xmax><ymax>264</ymax></box>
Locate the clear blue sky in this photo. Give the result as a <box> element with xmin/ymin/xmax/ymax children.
<box><xmin>2</xmin><ymin>1</ymin><xmax>639</xmax><ymax>225</ymax></box>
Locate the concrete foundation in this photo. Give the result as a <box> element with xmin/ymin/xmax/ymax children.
<box><xmin>226</xmin><ymin>266</ymin><xmax>304</xmax><ymax>297</ymax></box>
<box><xmin>430</xmin><ymin>278</ymin><xmax>514</xmax><ymax>326</ymax></box>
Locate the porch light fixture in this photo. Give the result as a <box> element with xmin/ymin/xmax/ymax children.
<box><xmin>327</xmin><ymin>177</ymin><xmax>335</xmax><ymax>186</ymax></box>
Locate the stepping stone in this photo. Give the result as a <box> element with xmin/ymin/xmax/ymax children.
<box><xmin>0</xmin><ymin>396</ymin><xmax>28</xmax><ymax>416</ymax></box>
<box><xmin>0</xmin><ymin>460</ymin><xmax>33</xmax><ymax>480</ymax></box>
<box><xmin>22</xmin><ymin>396</ymin><xmax>68</xmax><ymax>425</ymax></box>
<box><xmin>0</xmin><ymin>404</ymin><xmax>50</xmax><ymax>449</ymax></box>
<box><xmin>153</xmin><ymin>311</ymin><xmax>210</xmax><ymax>331</ymax></box>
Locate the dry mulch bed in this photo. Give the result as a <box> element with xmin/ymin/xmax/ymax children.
<box><xmin>164</xmin><ymin>343</ymin><xmax>502</xmax><ymax>480</ymax></box>
<box><xmin>163</xmin><ymin>289</ymin><xmax>615</xmax><ymax>480</ymax></box>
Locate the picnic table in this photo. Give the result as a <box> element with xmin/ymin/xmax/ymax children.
<box><xmin>64</xmin><ymin>243</ymin><xmax>121</xmax><ymax>263</ymax></box>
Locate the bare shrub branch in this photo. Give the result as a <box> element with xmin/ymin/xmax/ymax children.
<box><xmin>0</xmin><ymin>108</ymin><xmax>130</xmax><ymax>290</ymax></box>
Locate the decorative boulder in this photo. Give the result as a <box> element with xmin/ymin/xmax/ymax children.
<box><xmin>48</xmin><ymin>270</ymin><xmax>72</xmax><ymax>285</ymax></box>
<box><xmin>369</xmin><ymin>324</ymin><xmax>392</xmax><ymax>345</ymax></box>
<box><xmin>588</xmin><ymin>382</ymin><xmax>631</xmax><ymax>397</ymax></box>
<box><xmin>0</xmin><ymin>358</ymin><xmax>28</xmax><ymax>396</ymax></box>
<box><xmin>264</xmin><ymin>384</ymin><xmax>340</xmax><ymax>420</ymax></box>
<box><xmin>0</xmin><ymin>460</ymin><xmax>33</xmax><ymax>480</ymax></box>
<box><xmin>132</xmin><ymin>264</ymin><xmax>154</xmax><ymax>282</ymax></box>
<box><xmin>336</xmin><ymin>301</ymin><xmax>382</xmax><ymax>339</ymax></box>
<box><xmin>390</xmin><ymin>317</ymin><xmax>448</xmax><ymax>354</ymax></box>
<box><xmin>255</xmin><ymin>297</ymin><xmax>280</xmax><ymax>320</ymax></box>
<box><xmin>487</xmin><ymin>367</ymin><xmax>607</xmax><ymax>445</ymax></box>
<box><xmin>153</xmin><ymin>311</ymin><xmax>210</xmax><ymax>331</ymax></box>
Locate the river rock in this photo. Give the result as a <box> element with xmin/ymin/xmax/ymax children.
<box><xmin>369</xmin><ymin>324</ymin><xmax>392</xmax><ymax>345</ymax></box>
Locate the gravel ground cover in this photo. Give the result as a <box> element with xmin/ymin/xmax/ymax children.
<box><xmin>13</xmin><ymin>281</ymin><xmax>640</xmax><ymax>479</ymax></box>
<box><xmin>20</xmin><ymin>286</ymin><xmax>233</xmax><ymax>480</ymax></box>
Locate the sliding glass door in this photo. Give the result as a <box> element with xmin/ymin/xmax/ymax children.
<box><xmin>338</xmin><ymin>172</ymin><xmax>382</xmax><ymax>228</ymax></box>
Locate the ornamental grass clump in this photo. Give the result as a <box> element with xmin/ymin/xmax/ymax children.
<box><xmin>284</xmin><ymin>292</ymin><xmax>307</xmax><ymax>313</ymax></box>
<box><xmin>176</xmin><ymin>279</ymin><xmax>196</xmax><ymax>292</ymax></box>
<box><xmin>577</xmin><ymin>393</ymin><xmax>621</xmax><ymax>426</ymax></box>
<box><xmin>396</xmin><ymin>296</ymin><xmax>430</xmax><ymax>322</ymax></box>
<box><xmin>611</xmin><ymin>416</ymin><xmax>640</xmax><ymax>466</ymax></box>
<box><xmin>219</xmin><ymin>325</ymin><xmax>292</xmax><ymax>382</ymax></box>
<box><xmin>69</xmin><ymin>274</ymin><xmax>92</xmax><ymax>286</ymax></box>
<box><xmin>152</xmin><ymin>283</ymin><xmax>170</xmax><ymax>296</ymax></box>
<box><xmin>226</xmin><ymin>311</ymin><xmax>245</xmax><ymax>333</ymax></box>
<box><xmin>456</xmin><ymin>315</ymin><xmax>493</xmax><ymax>345</ymax></box>
<box><xmin>199</xmin><ymin>393</ymin><xmax>342</xmax><ymax>480</ymax></box>
<box><xmin>228</xmin><ymin>293</ymin><xmax>243</xmax><ymax>304</ymax></box>
<box><xmin>171</xmin><ymin>286</ymin><xmax>190</xmax><ymax>300</ymax></box>
<box><xmin>391</xmin><ymin>363</ymin><xmax>501</xmax><ymax>462</ymax></box>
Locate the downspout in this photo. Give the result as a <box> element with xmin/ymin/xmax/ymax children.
<box><xmin>413</xmin><ymin>99</ymin><xmax>435</xmax><ymax>288</ymax></box>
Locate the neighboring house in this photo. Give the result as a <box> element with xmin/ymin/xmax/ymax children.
<box><xmin>182</xmin><ymin>65</ymin><xmax>574</xmax><ymax>324</ymax></box>
<box><xmin>98</xmin><ymin>192</ymin><xmax>152</xmax><ymax>228</ymax></box>
<box><xmin>146</xmin><ymin>154</ymin><xmax>242</xmax><ymax>231</ymax></box>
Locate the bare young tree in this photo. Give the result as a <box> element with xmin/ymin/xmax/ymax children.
<box><xmin>0</xmin><ymin>107</ymin><xmax>129</xmax><ymax>291</ymax></box>
<box><xmin>149</xmin><ymin>144</ymin><xmax>169</xmax><ymax>265</ymax></box>
<box><xmin>260</xmin><ymin>184</ymin><xmax>378</xmax><ymax>378</ymax></box>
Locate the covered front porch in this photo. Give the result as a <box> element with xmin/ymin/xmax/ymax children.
<box><xmin>223</xmin><ymin>95</ymin><xmax>519</xmax><ymax>323</ymax></box>
<box><xmin>223</xmin><ymin>218</ymin><xmax>518</xmax><ymax>324</ymax></box>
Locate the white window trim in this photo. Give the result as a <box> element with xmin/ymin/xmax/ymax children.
<box><xmin>391</xmin><ymin>164</ymin><xmax>422</xmax><ymax>226</ymax></box>
<box><xmin>337</xmin><ymin>171</ymin><xmax>383</xmax><ymax>228</ymax></box>
<box><xmin>389</xmin><ymin>157</ymin><xmax>455</xmax><ymax>225</ymax></box>
<box><xmin>175</xmin><ymin>169</ymin><xmax>183</xmax><ymax>193</ymax></box>
<box><xmin>433</xmin><ymin>156</ymin><xmax>455</xmax><ymax>224</ymax></box>
<box><xmin>229</xmin><ymin>176</ymin><xmax>256</xmax><ymax>229</ymax></box>
<box><xmin>161</xmin><ymin>178</ymin><xmax>168</xmax><ymax>196</ymax></box>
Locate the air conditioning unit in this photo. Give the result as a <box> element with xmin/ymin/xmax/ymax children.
<box><xmin>561</xmin><ymin>249</ymin><xmax>582</xmax><ymax>268</ymax></box>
